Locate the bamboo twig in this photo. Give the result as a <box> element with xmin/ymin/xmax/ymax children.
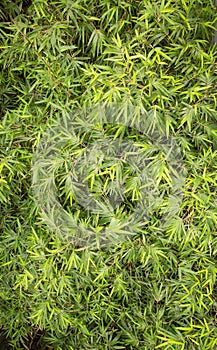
<box><xmin>214</xmin><ymin>0</ymin><xmax>217</xmax><ymax>43</ymax></box>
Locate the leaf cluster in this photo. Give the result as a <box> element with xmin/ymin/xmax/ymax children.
<box><xmin>0</xmin><ymin>0</ymin><xmax>217</xmax><ymax>349</ymax></box>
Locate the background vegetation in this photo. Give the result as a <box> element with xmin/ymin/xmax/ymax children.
<box><xmin>0</xmin><ymin>0</ymin><xmax>217</xmax><ymax>349</ymax></box>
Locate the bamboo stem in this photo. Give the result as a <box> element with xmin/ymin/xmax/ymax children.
<box><xmin>214</xmin><ymin>0</ymin><xmax>217</xmax><ymax>43</ymax></box>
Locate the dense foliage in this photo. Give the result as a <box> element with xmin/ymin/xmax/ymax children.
<box><xmin>0</xmin><ymin>0</ymin><xmax>217</xmax><ymax>349</ymax></box>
